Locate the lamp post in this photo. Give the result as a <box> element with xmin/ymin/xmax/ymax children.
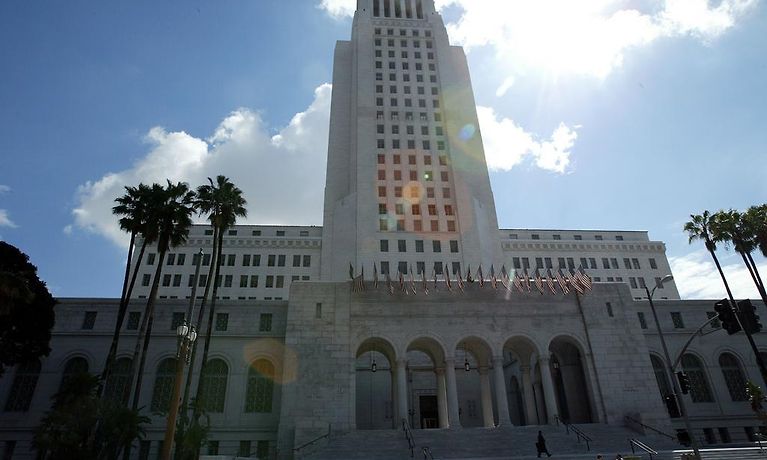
<box><xmin>645</xmin><ymin>274</ymin><xmax>701</xmax><ymax>459</ymax></box>
<box><xmin>160</xmin><ymin>249</ymin><xmax>202</xmax><ymax>460</ymax></box>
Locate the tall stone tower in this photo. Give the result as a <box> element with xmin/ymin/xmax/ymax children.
<box><xmin>320</xmin><ymin>0</ymin><xmax>503</xmax><ymax>281</ymax></box>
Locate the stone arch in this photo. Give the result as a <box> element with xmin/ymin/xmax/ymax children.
<box><xmin>355</xmin><ymin>337</ymin><xmax>398</xmax><ymax>430</ymax></box>
<box><xmin>200</xmin><ymin>358</ymin><xmax>229</xmax><ymax>413</ymax></box>
<box><xmin>718</xmin><ymin>352</ymin><xmax>748</xmax><ymax>402</ymax></box>
<box><xmin>454</xmin><ymin>336</ymin><xmax>494</xmax><ymax>428</ymax></box>
<box><xmin>501</xmin><ymin>335</ymin><xmax>544</xmax><ymax>425</ymax></box>
<box><xmin>548</xmin><ymin>335</ymin><xmax>594</xmax><ymax>423</ymax></box>
<box><xmin>245</xmin><ymin>358</ymin><xmax>276</xmax><ymax>414</ymax></box>
<box><xmin>405</xmin><ymin>335</ymin><xmax>448</xmax><ymax>365</ymax></box>
<box><xmin>680</xmin><ymin>351</ymin><xmax>715</xmax><ymax>403</ymax></box>
<box><xmin>56</xmin><ymin>350</ymin><xmax>95</xmax><ymax>373</ymax></box>
<box><xmin>59</xmin><ymin>356</ymin><xmax>90</xmax><ymax>393</ymax></box>
<box><xmin>404</xmin><ymin>336</ymin><xmax>449</xmax><ymax>429</ymax></box>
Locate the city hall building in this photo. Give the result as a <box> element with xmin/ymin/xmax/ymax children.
<box><xmin>1</xmin><ymin>1</ymin><xmax>765</xmax><ymax>458</ymax></box>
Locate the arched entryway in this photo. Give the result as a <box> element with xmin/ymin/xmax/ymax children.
<box><xmin>549</xmin><ymin>337</ymin><xmax>594</xmax><ymax>423</ymax></box>
<box><xmin>502</xmin><ymin>336</ymin><xmax>542</xmax><ymax>425</ymax></box>
<box><xmin>454</xmin><ymin>336</ymin><xmax>494</xmax><ymax>428</ymax></box>
<box><xmin>355</xmin><ymin>337</ymin><xmax>397</xmax><ymax>429</ymax></box>
<box><xmin>405</xmin><ymin>337</ymin><xmax>448</xmax><ymax>429</ymax></box>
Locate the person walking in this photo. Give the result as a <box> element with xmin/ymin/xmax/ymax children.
<box><xmin>536</xmin><ymin>431</ymin><xmax>552</xmax><ymax>458</ymax></box>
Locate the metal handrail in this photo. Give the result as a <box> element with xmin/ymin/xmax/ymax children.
<box><xmin>402</xmin><ymin>418</ymin><xmax>416</xmax><ymax>458</ymax></box>
<box><xmin>422</xmin><ymin>446</ymin><xmax>434</xmax><ymax>459</ymax></box>
<box><xmin>755</xmin><ymin>433</ymin><xmax>766</xmax><ymax>453</ymax></box>
<box><xmin>293</xmin><ymin>423</ymin><xmax>331</xmax><ymax>453</ymax></box>
<box><xmin>629</xmin><ymin>438</ymin><xmax>658</xmax><ymax>459</ymax></box>
<box><xmin>624</xmin><ymin>415</ymin><xmax>676</xmax><ymax>440</ymax></box>
<box><xmin>555</xmin><ymin>415</ymin><xmax>592</xmax><ymax>451</ymax></box>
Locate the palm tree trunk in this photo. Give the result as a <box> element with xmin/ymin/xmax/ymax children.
<box><xmin>100</xmin><ymin>236</ymin><xmax>146</xmax><ymax>397</ymax></box>
<box><xmin>193</xmin><ymin>228</ymin><xmax>225</xmax><ymax>421</ymax></box>
<box><xmin>708</xmin><ymin>246</ymin><xmax>737</xmax><ymax>300</ymax></box>
<box><xmin>745</xmin><ymin>252</ymin><xmax>767</xmax><ymax>307</ymax></box>
<box><xmin>175</xmin><ymin>227</ymin><xmax>219</xmax><ymax>459</ymax></box>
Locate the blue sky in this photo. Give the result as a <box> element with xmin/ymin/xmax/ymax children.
<box><xmin>0</xmin><ymin>0</ymin><xmax>765</xmax><ymax>299</ymax></box>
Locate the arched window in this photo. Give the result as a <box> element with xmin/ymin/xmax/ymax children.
<box><xmin>59</xmin><ymin>357</ymin><xmax>89</xmax><ymax>392</ymax></box>
<box><xmin>681</xmin><ymin>354</ymin><xmax>713</xmax><ymax>403</ymax></box>
<box><xmin>4</xmin><ymin>360</ymin><xmax>41</xmax><ymax>412</ymax></box>
<box><xmin>650</xmin><ymin>355</ymin><xmax>671</xmax><ymax>397</ymax></box>
<box><xmin>245</xmin><ymin>360</ymin><xmax>274</xmax><ymax>413</ymax></box>
<box><xmin>201</xmin><ymin>359</ymin><xmax>228</xmax><ymax>413</ymax></box>
<box><xmin>104</xmin><ymin>358</ymin><xmax>133</xmax><ymax>405</ymax></box>
<box><xmin>719</xmin><ymin>353</ymin><xmax>748</xmax><ymax>402</ymax></box>
<box><xmin>150</xmin><ymin>358</ymin><xmax>177</xmax><ymax>412</ymax></box>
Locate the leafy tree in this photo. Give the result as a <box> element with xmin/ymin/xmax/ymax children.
<box><xmin>684</xmin><ymin>211</ymin><xmax>739</xmax><ymax>301</ymax></box>
<box><xmin>747</xmin><ymin>381</ymin><xmax>767</xmax><ymax>425</ymax></box>
<box><xmin>749</xmin><ymin>204</ymin><xmax>767</xmax><ymax>258</ymax></box>
<box><xmin>33</xmin><ymin>372</ymin><xmax>149</xmax><ymax>460</ymax></box>
<box><xmin>100</xmin><ymin>184</ymin><xmax>155</xmax><ymax>395</ymax></box>
<box><xmin>180</xmin><ymin>176</ymin><xmax>246</xmax><ymax>457</ymax></box>
<box><xmin>0</xmin><ymin>241</ymin><xmax>56</xmax><ymax>377</ymax></box>
<box><xmin>711</xmin><ymin>209</ymin><xmax>767</xmax><ymax>308</ymax></box>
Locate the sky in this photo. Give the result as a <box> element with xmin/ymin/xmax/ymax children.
<box><xmin>0</xmin><ymin>0</ymin><xmax>765</xmax><ymax>300</ymax></box>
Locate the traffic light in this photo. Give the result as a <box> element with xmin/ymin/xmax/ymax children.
<box><xmin>738</xmin><ymin>299</ymin><xmax>762</xmax><ymax>335</ymax></box>
<box><xmin>715</xmin><ymin>299</ymin><xmax>741</xmax><ymax>335</ymax></box>
<box><xmin>677</xmin><ymin>371</ymin><xmax>691</xmax><ymax>395</ymax></box>
<box><xmin>664</xmin><ymin>395</ymin><xmax>681</xmax><ymax>418</ymax></box>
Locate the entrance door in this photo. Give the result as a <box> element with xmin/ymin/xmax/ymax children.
<box><xmin>419</xmin><ymin>395</ymin><xmax>438</xmax><ymax>429</ymax></box>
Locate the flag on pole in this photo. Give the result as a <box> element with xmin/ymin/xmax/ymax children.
<box><xmin>555</xmin><ymin>269</ymin><xmax>570</xmax><ymax>294</ymax></box>
<box><xmin>409</xmin><ymin>264</ymin><xmax>417</xmax><ymax>295</ymax></box>
<box><xmin>456</xmin><ymin>266</ymin><xmax>465</xmax><ymax>292</ymax></box>
<box><xmin>422</xmin><ymin>267</ymin><xmax>429</xmax><ymax>295</ymax></box>
<box><xmin>513</xmin><ymin>271</ymin><xmax>524</xmax><ymax>292</ymax></box>
<box><xmin>568</xmin><ymin>270</ymin><xmax>585</xmax><ymax>295</ymax></box>
<box><xmin>523</xmin><ymin>269</ymin><xmax>532</xmax><ymax>292</ymax></box>
<box><xmin>478</xmin><ymin>265</ymin><xmax>485</xmax><ymax>288</ymax></box>
<box><xmin>444</xmin><ymin>264</ymin><xmax>453</xmax><ymax>292</ymax></box>
<box><xmin>432</xmin><ymin>268</ymin><xmax>438</xmax><ymax>291</ymax></box>
<box><xmin>373</xmin><ymin>263</ymin><xmax>379</xmax><ymax>289</ymax></box>
<box><xmin>466</xmin><ymin>265</ymin><xmax>474</xmax><ymax>283</ymax></box>
<box><xmin>490</xmin><ymin>265</ymin><xmax>498</xmax><ymax>289</ymax></box>
<box><xmin>398</xmin><ymin>270</ymin><xmax>406</xmax><ymax>294</ymax></box>
<box><xmin>349</xmin><ymin>263</ymin><xmax>354</xmax><ymax>280</ymax></box>
<box><xmin>534</xmin><ymin>269</ymin><xmax>545</xmax><ymax>295</ymax></box>
<box><xmin>576</xmin><ymin>266</ymin><xmax>592</xmax><ymax>291</ymax></box>
<box><xmin>546</xmin><ymin>269</ymin><xmax>558</xmax><ymax>294</ymax></box>
<box><xmin>500</xmin><ymin>265</ymin><xmax>511</xmax><ymax>291</ymax></box>
<box><xmin>385</xmin><ymin>272</ymin><xmax>394</xmax><ymax>295</ymax></box>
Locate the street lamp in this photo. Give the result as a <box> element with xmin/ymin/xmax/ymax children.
<box><xmin>645</xmin><ymin>275</ymin><xmax>701</xmax><ymax>459</ymax></box>
<box><xmin>160</xmin><ymin>249</ymin><xmax>203</xmax><ymax>460</ymax></box>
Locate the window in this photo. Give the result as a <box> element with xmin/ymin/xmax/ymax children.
<box><xmin>637</xmin><ymin>312</ymin><xmax>648</xmax><ymax>329</ymax></box>
<box><xmin>398</xmin><ymin>261</ymin><xmax>408</xmax><ymax>274</ymax></box>
<box><xmin>173</xmin><ymin>274</ymin><xmax>181</xmax><ymax>287</ymax></box>
<box><xmin>616</xmin><ymin>235</ymin><xmax>624</xmax><ymax>241</ymax></box>
<box><xmin>166</xmin><ymin>253</ymin><xmax>176</xmax><ymax>265</ymax></box>
<box><xmin>245</xmin><ymin>360</ymin><xmax>274</xmax><ymax>413</ymax></box>
<box><xmin>240</xmin><ymin>275</ymin><xmax>248</xmax><ymax>288</ymax></box>
<box><xmin>415</xmin><ymin>240</ymin><xmax>424</xmax><ymax>252</ymax></box>
<box><xmin>215</xmin><ymin>313</ymin><xmax>229</xmax><ymax>331</ymax></box>
<box><xmin>671</xmin><ymin>312</ymin><xmax>685</xmax><ymax>329</ymax></box>
<box><xmin>398</xmin><ymin>240</ymin><xmax>407</xmax><ymax>252</ymax></box>
<box><xmin>257</xmin><ymin>441</ymin><xmax>270</xmax><ymax>459</ymax></box>
<box><xmin>203</xmin><ymin>253</ymin><xmax>211</xmax><ymax>266</ymax></box>
<box><xmin>380</xmin><ymin>261</ymin><xmax>390</xmax><ymax>275</ymax></box>
<box><xmin>380</xmin><ymin>240</ymin><xmax>389</xmax><ymax>252</ymax></box>
<box><xmin>719</xmin><ymin>353</ymin><xmax>748</xmax><ymax>401</ymax></box>
<box><xmin>278</xmin><ymin>255</ymin><xmax>286</xmax><ymax>267</ymax></box>
<box><xmin>223</xmin><ymin>275</ymin><xmax>233</xmax><ymax>288</ymax></box>
<box><xmin>276</xmin><ymin>276</ymin><xmax>284</xmax><ymax>288</ymax></box>
<box><xmin>147</xmin><ymin>253</ymin><xmax>156</xmax><ymax>265</ymax></box>
<box><xmin>632</xmin><ymin>258</ymin><xmax>641</xmax><ymax>269</ymax></box>
<box><xmin>104</xmin><ymin>358</ymin><xmax>132</xmax><ymax>404</ymax></box>
<box><xmin>411</xmin><ymin>204</ymin><xmax>421</xmax><ymax>215</ymax></box>
<box><xmin>127</xmin><ymin>311</ymin><xmax>140</xmax><ymax>330</ymax></box>
<box><xmin>681</xmin><ymin>354</ymin><xmax>714</xmax><ymax>403</ymax></box>
<box><xmin>4</xmin><ymin>360</ymin><xmax>41</xmax><ymax>411</ymax></box>
<box><xmin>162</xmin><ymin>274</ymin><xmax>171</xmax><ymax>287</ymax></box>
<box><xmin>82</xmin><ymin>311</ymin><xmax>97</xmax><ymax>330</ymax></box>
<box><xmin>379</xmin><ymin>219</ymin><xmax>388</xmax><ymax>231</ymax></box>
<box><xmin>649</xmin><ymin>258</ymin><xmax>658</xmax><ymax>269</ymax></box>
<box><xmin>250</xmin><ymin>275</ymin><xmax>258</xmax><ymax>288</ymax></box>
<box><xmin>142</xmin><ymin>274</ymin><xmax>151</xmax><ymax>287</ymax></box>
<box><xmin>589</xmin><ymin>258</ymin><xmax>597</xmax><ymax>269</ymax></box>
<box><xmin>449</xmin><ymin>240</ymin><xmax>459</xmax><ymax>253</ymax></box>
<box><xmin>293</xmin><ymin>255</ymin><xmax>301</xmax><ymax>267</ymax></box>
<box><xmin>452</xmin><ymin>262</ymin><xmax>460</xmax><ymax>274</ymax></box>
<box><xmin>602</xmin><ymin>258</ymin><xmax>610</xmax><ymax>269</ymax></box>
<box><xmin>303</xmin><ymin>255</ymin><xmax>311</xmax><ymax>267</ymax></box>
<box><xmin>268</xmin><ymin>255</ymin><xmax>276</xmax><ymax>267</ymax></box>
<box><xmin>150</xmin><ymin>358</ymin><xmax>177</xmax><ymax>412</ymax></box>
<box><xmin>650</xmin><ymin>354</ymin><xmax>672</xmax><ymax>400</ymax></box>
<box><xmin>207</xmin><ymin>441</ymin><xmax>219</xmax><ymax>456</ymax></box>
<box><xmin>433</xmin><ymin>240</ymin><xmax>441</xmax><ymax>253</ymax></box>
<box><xmin>259</xmin><ymin>313</ymin><xmax>273</xmax><ymax>332</ymax></box>
<box><xmin>59</xmin><ymin>357</ymin><xmax>89</xmax><ymax>393</ymax></box>
<box><xmin>201</xmin><ymin>359</ymin><xmax>228</xmax><ymax>413</ymax></box>
<box><xmin>624</xmin><ymin>258</ymin><xmax>632</xmax><ymax>269</ymax></box>
<box><xmin>444</xmin><ymin>205</ymin><xmax>453</xmax><ymax>216</ymax></box>
<box><xmin>610</xmin><ymin>258</ymin><xmax>619</xmax><ymax>269</ymax></box>
<box><xmin>595</xmin><ymin>235</ymin><xmax>603</xmax><ymax>240</ymax></box>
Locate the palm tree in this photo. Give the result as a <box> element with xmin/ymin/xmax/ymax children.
<box><xmin>100</xmin><ymin>184</ymin><xmax>154</xmax><ymax>397</ymax></box>
<box><xmin>747</xmin><ymin>204</ymin><xmax>767</xmax><ymax>259</ymax></box>
<box><xmin>188</xmin><ymin>176</ymin><xmax>246</xmax><ymax>431</ymax></box>
<box><xmin>684</xmin><ymin>211</ymin><xmax>739</xmax><ymax>301</ymax></box>
<box><xmin>711</xmin><ymin>209</ymin><xmax>767</xmax><ymax>307</ymax></box>
<box><xmin>125</xmin><ymin>182</ymin><xmax>195</xmax><ymax>414</ymax></box>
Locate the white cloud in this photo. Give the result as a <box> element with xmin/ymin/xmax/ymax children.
<box><xmin>495</xmin><ymin>76</ymin><xmax>515</xmax><ymax>97</ymax></box>
<box><xmin>71</xmin><ymin>84</ymin><xmax>332</xmax><ymax>248</ymax></box>
<box><xmin>476</xmin><ymin>106</ymin><xmax>577</xmax><ymax>173</ymax></box>
<box><xmin>318</xmin><ymin>0</ymin><xmax>356</xmax><ymax>19</ymax></box>
<box><xmin>0</xmin><ymin>185</ymin><xmax>10</xmax><ymax>194</ymax></box>
<box><xmin>320</xmin><ymin>0</ymin><xmax>757</xmax><ymax>78</ymax></box>
<box><xmin>670</xmin><ymin>250</ymin><xmax>767</xmax><ymax>300</ymax></box>
<box><xmin>0</xmin><ymin>210</ymin><xmax>16</xmax><ymax>228</ymax></box>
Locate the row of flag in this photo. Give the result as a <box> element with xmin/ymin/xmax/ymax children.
<box><xmin>349</xmin><ymin>263</ymin><xmax>592</xmax><ymax>296</ymax></box>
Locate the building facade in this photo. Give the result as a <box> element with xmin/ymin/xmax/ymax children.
<box><xmin>0</xmin><ymin>1</ymin><xmax>763</xmax><ymax>459</ymax></box>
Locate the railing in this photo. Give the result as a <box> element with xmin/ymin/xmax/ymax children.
<box><xmin>422</xmin><ymin>446</ymin><xmax>434</xmax><ymax>459</ymax></box>
<box><xmin>756</xmin><ymin>433</ymin><xmax>766</xmax><ymax>454</ymax></box>
<box><xmin>402</xmin><ymin>418</ymin><xmax>416</xmax><ymax>458</ymax></box>
<box><xmin>293</xmin><ymin>423</ymin><xmax>331</xmax><ymax>455</ymax></box>
<box><xmin>554</xmin><ymin>415</ymin><xmax>592</xmax><ymax>451</ymax></box>
<box><xmin>624</xmin><ymin>415</ymin><xmax>676</xmax><ymax>440</ymax></box>
<box><xmin>629</xmin><ymin>438</ymin><xmax>658</xmax><ymax>459</ymax></box>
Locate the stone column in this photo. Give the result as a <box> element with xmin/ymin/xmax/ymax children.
<box><xmin>435</xmin><ymin>367</ymin><xmax>449</xmax><ymax>429</ymax></box>
<box><xmin>396</xmin><ymin>359</ymin><xmax>409</xmax><ymax>426</ymax></box>
<box><xmin>539</xmin><ymin>357</ymin><xmax>559</xmax><ymax>424</ymax></box>
<box><xmin>581</xmin><ymin>353</ymin><xmax>604</xmax><ymax>423</ymax></box>
<box><xmin>392</xmin><ymin>365</ymin><xmax>400</xmax><ymax>426</ymax></box>
<box><xmin>444</xmin><ymin>358</ymin><xmax>462</xmax><ymax>428</ymax></box>
<box><xmin>479</xmin><ymin>366</ymin><xmax>495</xmax><ymax>428</ymax></box>
<box><xmin>492</xmin><ymin>356</ymin><xmax>512</xmax><ymax>426</ymax></box>
<box><xmin>520</xmin><ymin>366</ymin><xmax>539</xmax><ymax>425</ymax></box>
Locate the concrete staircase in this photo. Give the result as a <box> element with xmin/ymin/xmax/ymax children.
<box><xmin>298</xmin><ymin>423</ymin><xmax>767</xmax><ymax>460</ymax></box>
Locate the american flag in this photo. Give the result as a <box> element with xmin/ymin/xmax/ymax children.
<box><xmin>534</xmin><ymin>269</ymin><xmax>545</xmax><ymax>295</ymax></box>
<box><xmin>422</xmin><ymin>268</ymin><xmax>429</xmax><ymax>295</ymax></box>
<box><xmin>523</xmin><ymin>269</ymin><xmax>532</xmax><ymax>292</ymax></box>
<box><xmin>466</xmin><ymin>265</ymin><xmax>474</xmax><ymax>283</ymax></box>
<box><xmin>444</xmin><ymin>264</ymin><xmax>453</xmax><ymax>291</ymax></box>
<box><xmin>456</xmin><ymin>266</ymin><xmax>465</xmax><ymax>292</ymax></box>
<box><xmin>385</xmin><ymin>272</ymin><xmax>394</xmax><ymax>295</ymax></box>
<box><xmin>545</xmin><ymin>269</ymin><xmax>558</xmax><ymax>294</ymax></box>
<box><xmin>500</xmin><ymin>265</ymin><xmax>511</xmax><ymax>291</ymax></box>
<box><xmin>567</xmin><ymin>270</ymin><xmax>584</xmax><ymax>295</ymax></box>
<box><xmin>398</xmin><ymin>270</ymin><xmax>406</xmax><ymax>294</ymax></box>
<box><xmin>351</xmin><ymin>265</ymin><xmax>365</xmax><ymax>292</ymax></box>
<box><xmin>478</xmin><ymin>265</ymin><xmax>485</xmax><ymax>288</ymax></box>
<box><xmin>555</xmin><ymin>269</ymin><xmax>570</xmax><ymax>295</ymax></box>
<box><xmin>373</xmin><ymin>263</ymin><xmax>379</xmax><ymax>289</ymax></box>
<box><xmin>432</xmin><ymin>268</ymin><xmax>438</xmax><ymax>291</ymax></box>
<box><xmin>576</xmin><ymin>266</ymin><xmax>592</xmax><ymax>291</ymax></box>
<box><xmin>513</xmin><ymin>271</ymin><xmax>524</xmax><ymax>292</ymax></box>
<box><xmin>490</xmin><ymin>265</ymin><xmax>498</xmax><ymax>289</ymax></box>
<box><xmin>409</xmin><ymin>264</ymin><xmax>417</xmax><ymax>295</ymax></box>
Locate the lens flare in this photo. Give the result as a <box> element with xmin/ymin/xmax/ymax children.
<box><xmin>459</xmin><ymin>124</ymin><xmax>476</xmax><ymax>141</ymax></box>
